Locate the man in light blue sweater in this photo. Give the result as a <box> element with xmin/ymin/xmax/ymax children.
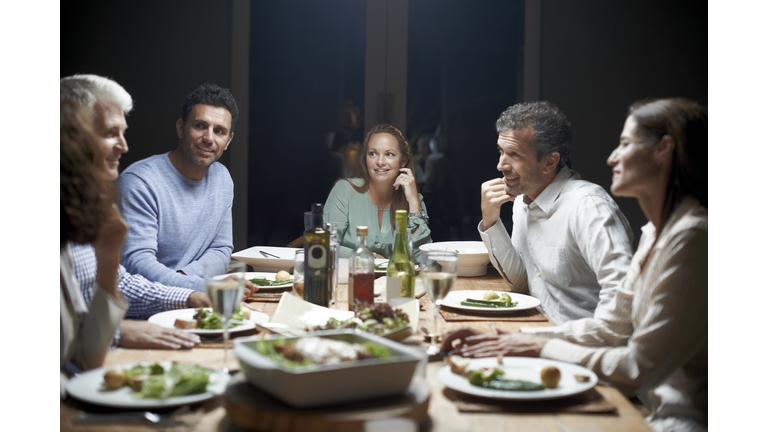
<box><xmin>118</xmin><ymin>84</ymin><xmax>240</xmax><ymax>291</ymax></box>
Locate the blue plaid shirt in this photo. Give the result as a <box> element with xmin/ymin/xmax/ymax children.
<box><xmin>70</xmin><ymin>243</ymin><xmax>194</xmax><ymax>346</ymax></box>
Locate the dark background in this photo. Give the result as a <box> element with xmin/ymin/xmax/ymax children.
<box><xmin>61</xmin><ymin>0</ymin><xmax>707</xmax><ymax>251</ymax></box>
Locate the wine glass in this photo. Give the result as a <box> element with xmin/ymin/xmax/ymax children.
<box><xmin>420</xmin><ymin>250</ymin><xmax>459</xmax><ymax>355</ymax></box>
<box><xmin>204</xmin><ymin>260</ymin><xmax>246</xmax><ymax>373</ymax></box>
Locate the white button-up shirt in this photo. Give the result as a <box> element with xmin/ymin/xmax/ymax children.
<box><xmin>479</xmin><ymin>167</ymin><xmax>634</xmax><ymax>325</ymax></box>
<box><xmin>522</xmin><ymin>197</ymin><xmax>707</xmax><ymax>431</ymax></box>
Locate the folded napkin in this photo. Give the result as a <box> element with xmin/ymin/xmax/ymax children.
<box><xmin>247</xmin><ymin>291</ymin><xmax>288</xmax><ymax>303</ymax></box>
<box><xmin>448</xmin><ymin>387</ymin><xmax>616</xmax><ymax>414</ymax></box>
<box><xmin>373</xmin><ymin>275</ymin><xmax>426</xmax><ymax>300</ymax></box>
<box><xmin>439</xmin><ymin>307</ymin><xmax>548</xmax><ymax>322</ymax></box>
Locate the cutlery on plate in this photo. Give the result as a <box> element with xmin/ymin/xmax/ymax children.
<box><xmin>73</xmin><ymin>411</ymin><xmax>184</xmax><ymax>426</ymax></box>
<box><xmin>241</xmin><ymin>302</ymin><xmax>263</xmax><ymax>312</ymax></box>
<box><xmin>260</xmin><ymin>251</ymin><xmax>281</xmax><ymax>259</ymax></box>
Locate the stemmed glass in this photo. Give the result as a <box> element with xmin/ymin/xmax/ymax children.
<box><xmin>420</xmin><ymin>250</ymin><xmax>459</xmax><ymax>355</ymax></box>
<box><xmin>204</xmin><ymin>260</ymin><xmax>246</xmax><ymax>373</ymax></box>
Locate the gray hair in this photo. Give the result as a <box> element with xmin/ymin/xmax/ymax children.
<box><xmin>60</xmin><ymin>74</ymin><xmax>133</xmax><ymax>116</ymax></box>
<box><xmin>495</xmin><ymin>101</ymin><xmax>571</xmax><ymax>170</ymax></box>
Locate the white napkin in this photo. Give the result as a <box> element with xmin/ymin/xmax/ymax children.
<box><xmin>374</xmin><ymin>275</ymin><xmax>425</xmax><ymax>301</ymax></box>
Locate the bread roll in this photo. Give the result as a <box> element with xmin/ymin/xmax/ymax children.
<box><xmin>174</xmin><ymin>318</ymin><xmax>197</xmax><ymax>329</ymax></box>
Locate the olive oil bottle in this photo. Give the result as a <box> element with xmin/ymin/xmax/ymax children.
<box><xmin>304</xmin><ymin>203</ymin><xmax>331</xmax><ymax>306</ymax></box>
<box><xmin>386</xmin><ymin>210</ymin><xmax>415</xmax><ymax>298</ymax></box>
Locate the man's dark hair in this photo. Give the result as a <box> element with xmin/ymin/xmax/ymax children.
<box><xmin>495</xmin><ymin>101</ymin><xmax>572</xmax><ymax>170</ymax></box>
<box><xmin>181</xmin><ymin>83</ymin><xmax>239</xmax><ymax>133</ymax></box>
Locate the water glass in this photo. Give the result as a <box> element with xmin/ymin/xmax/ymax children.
<box><xmin>420</xmin><ymin>250</ymin><xmax>459</xmax><ymax>355</ymax></box>
<box><xmin>204</xmin><ymin>260</ymin><xmax>246</xmax><ymax>373</ymax></box>
<box><xmin>293</xmin><ymin>250</ymin><xmax>305</xmax><ymax>298</ymax></box>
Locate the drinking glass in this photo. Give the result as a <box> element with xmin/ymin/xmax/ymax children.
<box><xmin>204</xmin><ymin>260</ymin><xmax>246</xmax><ymax>373</ymax></box>
<box><xmin>292</xmin><ymin>250</ymin><xmax>305</xmax><ymax>298</ymax></box>
<box><xmin>420</xmin><ymin>250</ymin><xmax>459</xmax><ymax>355</ymax></box>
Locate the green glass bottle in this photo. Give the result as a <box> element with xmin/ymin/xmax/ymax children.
<box><xmin>304</xmin><ymin>203</ymin><xmax>331</xmax><ymax>306</ymax></box>
<box><xmin>387</xmin><ymin>210</ymin><xmax>415</xmax><ymax>298</ymax></box>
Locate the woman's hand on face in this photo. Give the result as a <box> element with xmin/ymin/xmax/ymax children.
<box><xmin>93</xmin><ymin>204</ymin><xmax>129</xmax><ymax>297</ymax></box>
<box><xmin>457</xmin><ymin>333</ymin><xmax>549</xmax><ymax>358</ymax></box>
<box><xmin>393</xmin><ymin>168</ymin><xmax>420</xmax><ymax>207</ymax></box>
<box><xmin>92</xmin><ymin>204</ymin><xmax>129</xmax><ymax>264</ymax></box>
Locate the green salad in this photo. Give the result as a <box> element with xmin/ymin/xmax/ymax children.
<box><xmin>254</xmin><ymin>337</ymin><xmax>390</xmax><ymax>370</ymax></box>
<box><xmin>307</xmin><ymin>302</ymin><xmax>410</xmax><ymax>336</ymax></box>
<box><xmin>102</xmin><ymin>362</ymin><xmax>210</xmax><ymax>399</ymax></box>
<box><xmin>193</xmin><ymin>307</ymin><xmax>246</xmax><ymax>329</ymax></box>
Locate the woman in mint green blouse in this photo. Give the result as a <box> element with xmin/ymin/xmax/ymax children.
<box><xmin>325</xmin><ymin>124</ymin><xmax>432</xmax><ymax>259</ymax></box>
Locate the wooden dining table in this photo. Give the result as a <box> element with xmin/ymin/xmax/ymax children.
<box><xmin>60</xmin><ymin>266</ymin><xmax>652</xmax><ymax>432</ymax></box>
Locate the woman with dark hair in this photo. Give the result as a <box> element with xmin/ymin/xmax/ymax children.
<box><xmin>324</xmin><ymin>124</ymin><xmax>432</xmax><ymax>259</ymax></box>
<box><xmin>60</xmin><ymin>101</ymin><xmax>128</xmax><ymax>397</ymax></box>
<box><xmin>441</xmin><ymin>98</ymin><xmax>707</xmax><ymax>432</ymax></box>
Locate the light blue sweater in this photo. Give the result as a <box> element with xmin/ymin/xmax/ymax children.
<box><xmin>118</xmin><ymin>153</ymin><xmax>233</xmax><ymax>291</ymax></box>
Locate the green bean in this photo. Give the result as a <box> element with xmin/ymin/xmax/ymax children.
<box><xmin>482</xmin><ymin>379</ymin><xmax>545</xmax><ymax>391</ymax></box>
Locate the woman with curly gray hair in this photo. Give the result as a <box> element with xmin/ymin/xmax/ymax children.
<box><xmin>60</xmin><ymin>100</ymin><xmax>129</xmax><ymax>398</ymax></box>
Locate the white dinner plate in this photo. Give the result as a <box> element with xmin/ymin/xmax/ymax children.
<box><xmin>440</xmin><ymin>290</ymin><xmax>540</xmax><ymax>313</ymax></box>
<box><xmin>147</xmin><ymin>308</ymin><xmax>269</xmax><ymax>335</ymax></box>
<box><xmin>438</xmin><ymin>357</ymin><xmax>597</xmax><ymax>401</ymax></box>
<box><xmin>66</xmin><ymin>361</ymin><xmax>230</xmax><ymax>409</ymax></box>
<box><xmin>241</xmin><ymin>272</ymin><xmax>294</xmax><ymax>291</ymax></box>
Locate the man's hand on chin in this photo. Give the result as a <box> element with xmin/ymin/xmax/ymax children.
<box><xmin>480</xmin><ymin>178</ymin><xmax>515</xmax><ymax>230</ymax></box>
<box><xmin>119</xmin><ymin>320</ymin><xmax>201</xmax><ymax>350</ymax></box>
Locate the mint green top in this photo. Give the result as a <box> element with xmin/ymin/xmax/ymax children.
<box><xmin>324</xmin><ymin>178</ymin><xmax>432</xmax><ymax>260</ymax></box>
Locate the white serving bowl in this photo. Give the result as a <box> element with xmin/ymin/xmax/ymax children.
<box><xmin>232</xmin><ymin>246</ymin><xmax>300</xmax><ymax>272</ymax></box>
<box><xmin>234</xmin><ymin>330</ymin><xmax>424</xmax><ymax>408</ymax></box>
<box><xmin>418</xmin><ymin>241</ymin><xmax>490</xmax><ymax>277</ymax></box>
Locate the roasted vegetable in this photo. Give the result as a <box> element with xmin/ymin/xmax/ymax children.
<box><xmin>461</xmin><ymin>293</ymin><xmax>517</xmax><ymax>308</ymax></box>
<box><xmin>466</xmin><ymin>367</ymin><xmax>544</xmax><ymax>391</ymax></box>
<box><xmin>249</xmin><ymin>276</ymin><xmax>293</xmax><ymax>286</ymax></box>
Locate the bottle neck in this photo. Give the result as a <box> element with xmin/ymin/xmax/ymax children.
<box><xmin>395</xmin><ymin>217</ymin><xmax>407</xmax><ymax>235</ymax></box>
<box><xmin>356</xmin><ymin>234</ymin><xmax>369</xmax><ymax>249</ymax></box>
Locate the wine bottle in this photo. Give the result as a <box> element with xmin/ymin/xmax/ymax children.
<box><xmin>386</xmin><ymin>210</ymin><xmax>415</xmax><ymax>298</ymax></box>
<box><xmin>303</xmin><ymin>203</ymin><xmax>331</xmax><ymax>306</ymax></box>
<box><xmin>348</xmin><ymin>226</ymin><xmax>375</xmax><ymax>310</ymax></box>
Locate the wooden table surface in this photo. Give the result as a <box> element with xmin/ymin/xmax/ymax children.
<box><xmin>60</xmin><ymin>267</ymin><xmax>652</xmax><ymax>432</ymax></box>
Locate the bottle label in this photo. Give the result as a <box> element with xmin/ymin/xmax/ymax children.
<box><xmin>386</xmin><ymin>276</ymin><xmax>401</xmax><ymax>301</ymax></box>
<box><xmin>307</xmin><ymin>244</ymin><xmax>327</xmax><ymax>268</ymax></box>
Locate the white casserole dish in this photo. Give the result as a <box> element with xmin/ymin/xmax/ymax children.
<box><xmin>233</xmin><ymin>329</ymin><xmax>424</xmax><ymax>408</ymax></box>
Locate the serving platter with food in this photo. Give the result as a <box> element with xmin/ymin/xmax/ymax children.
<box><xmin>438</xmin><ymin>356</ymin><xmax>597</xmax><ymax>401</ymax></box>
<box><xmin>66</xmin><ymin>361</ymin><xmax>230</xmax><ymax>408</ymax></box>
<box><xmin>441</xmin><ymin>290</ymin><xmax>541</xmax><ymax>313</ymax></box>
<box><xmin>148</xmin><ymin>307</ymin><xmax>269</xmax><ymax>335</ymax></box>
<box><xmin>233</xmin><ymin>330</ymin><xmax>425</xmax><ymax>408</ymax></box>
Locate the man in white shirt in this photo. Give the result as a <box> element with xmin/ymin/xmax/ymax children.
<box><xmin>479</xmin><ymin>101</ymin><xmax>633</xmax><ymax>325</ymax></box>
